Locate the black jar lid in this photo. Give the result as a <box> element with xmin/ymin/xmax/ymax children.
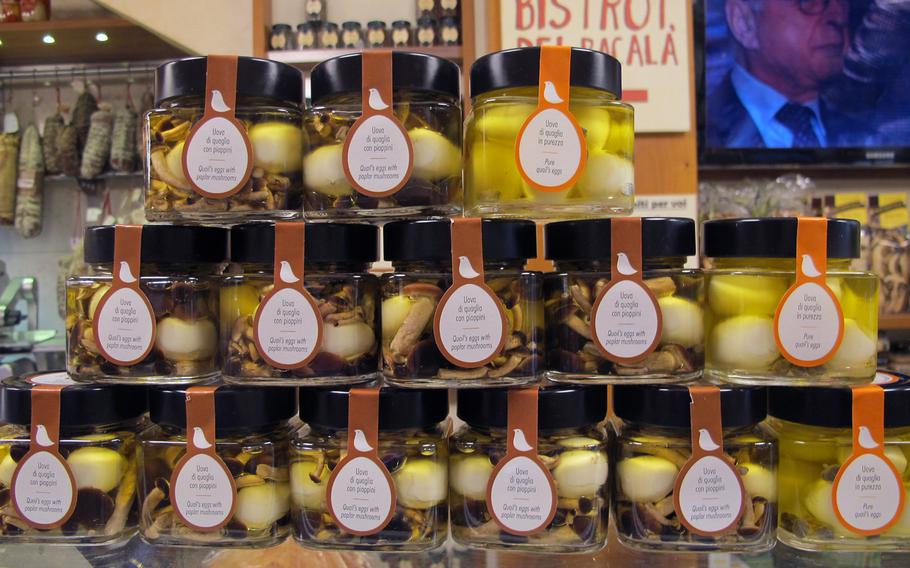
<box><xmin>155</xmin><ymin>56</ymin><xmax>303</xmax><ymax>106</ymax></box>
<box><xmin>703</xmin><ymin>217</ymin><xmax>861</xmax><ymax>259</ymax></box>
<box><xmin>272</xmin><ymin>23</ymin><xmax>292</xmax><ymax>31</ymax></box>
<box><xmin>309</xmin><ymin>51</ymin><xmax>461</xmax><ymax>105</ymax></box>
<box><xmin>230</xmin><ymin>222</ymin><xmax>378</xmax><ymax>265</ymax></box>
<box><xmin>457</xmin><ymin>386</ymin><xmax>607</xmax><ymax>431</ymax></box>
<box><xmin>83</xmin><ymin>225</ymin><xmax>228</xmax><ymax>265</ymax></box>
<box><xmin>769</xmin><ymin>372</ymin><xmax>910</xmax><ymax>428</ymax></box>
<box><xmin>299</xmin><ymin>387</ymin><xmax>448</xmax><ymax>430</ymax></box>
<box><xmin>149</xmin><ymin>385</ymin><xmax>297</xmax><ymax>437</ymax></box>
<box><xmin>367</xmin><ymin>20</ymin><xmax>385</xmax><ymax>28</ymax></box>
<box><xmin>545</xmin><ymin>218</ymin><xmax>695</xmax><ymax>261</ymax></box>
<box><xmin>342</xmin><ymin>21</ymin><xmax>361</xmax><ymax>29</ymax></box>
<box><xmin>613</xmin><ymin>384</ymin><xmax>767</xmax><ymax>429</ymax></box>
<box><xmin>383</xmin><ymin>219</ymin><xmax>537</xmax><ymax>263</ymax></box>
<box><xmin>298</xmin><ymin>21</ymin><xmax>320</xmax><ymax>31</ymax></box>
<box><xmin>0</xmin><ymin>372</ymin><xmax>147</xmax><ymax>428</ymax></box>
<box><xmin>470</xmin><ymin>46</ymin><xmax>622</xmax><ymax>99</ymax></box>
<box><xmin>392</xmin><ymin>20</ymin><xmax>411</xmax><ymax>27</ymax></box>
<box><xmin>323</xmin><ymin>22</ymin><xmax>339</xmax><ymax>31</ymax></box>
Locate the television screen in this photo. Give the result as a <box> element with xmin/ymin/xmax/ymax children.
<box><xmin>698</xmin><ymin>0</ymin><xmax>910</xmax><ymax>166</ymax></box>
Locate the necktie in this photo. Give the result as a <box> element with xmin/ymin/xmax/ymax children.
<box><xmin>775</xmin><ymin>103</ymin><xmax>821</xmax><ymax>148</ymax></box>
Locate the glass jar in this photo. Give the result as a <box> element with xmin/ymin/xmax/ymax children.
<box><xmin>320</xmin><ymin>22</ymin><xmax>341</xmax><ymax>49</ymax></box>
<box><xmin>145</xmin><ymin>56</ymin><xmax>305</xmax><ymax>221</ymax></box>
<box><xmin>291</xmin><ymin>387</ymin><xmax>449</xmax><ymax>551</ymax></box>
<box><xmin>0</xmin><ymin>373</ymin><xmax>147</xmax><ymax>544</ymax></box>
<box><xmin>297</xmin><ymin>22</ymin><xmax>319</xmax><ymax>49</ymax></box>
<box><xmin>66</xmin><ymin>225</ymin><xmax>228</xmax><ymax>384</ymax></box>
<box><xmin>440</xmin><ymin>16</ymin><xmax>459</xmax><ymax>45</ymax></box>
<box><xmin>306</xmin><ymin>0</ymin><xmax>326</xmax><ymax>21</ymax></box>
<box><xmin>391</xmin><ymin>20</ymin><xmax>412</xmax><ymax>47</ymax></box>
<box><xmin>340</xmin><ymin>21</ymin><xmax>363</xmax><ymax>48</ymax></box>
<box><xmin>381</xmin><ymin>219</ymin><xmax>542</xmax><ymax>388</ymax></box>
<box><xmin>450</xmin><ymin>386</ymin><xmax>609</xmax><ymax>553</ymax></box>
<box><xmin>222</xmin><ymin>222</ymin><xmax>380</xmax><ymax>385</ymax></box>
<box><xmin>139</xmin><ymin>385</ymin><xmax>296</xmax><ymax>547</ymax></box>
<box><xmin>703</xmin><ymin>218</ymin><xmax>876</xmax><ymax>386</ymax></box>
<box><xmin>416</xmin><ymin>16</ymin><xmax>436</xmax><ymax>47</ymax></box>
<box><xmin>544</xmin><ymin>218</ymin><xmax>702</xmax><ymax>384</ymax></box>
<box><xmin>465</xmin><ymin>47</ymin><xmax>634</xmax><ymax>219</ymax></box>
<box><xmin>269</xmin><ymin>24</ymin><xmax>295</xmax><ymax>50</ymax></box>
<box><xmin>769</xmin><ymin>375</ymin><xmax>910</xmax><ymax>551</ymax></box>
<box><xmin>612</xmin><ymin>384</ymin><xmax>776</xmax><ymax>552</ymax></box>
<box><xmin>366</xmin><ymin>20</ymin><xmax>389</xmax><ymax>48</ymax></box>
<box><xmin>303</xmin><ymin>52</ymin><xmax>462</xmax><ymax>219</ymax></box>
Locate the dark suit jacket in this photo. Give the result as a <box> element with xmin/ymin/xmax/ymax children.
<box><xmin>706</xmin><ymin>71</ymin><xmax>874</xmax><ymax>148</ymax></box>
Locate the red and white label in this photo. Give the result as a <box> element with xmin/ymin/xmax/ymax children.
<box><xmin>515</xmin><ymin>45</ymin><xmax>586</xmax><ymax>192</ymax></box>
<box><xmin>486</xmin><ymin>388</ymin><xmax>557</xmax><ymax>536</ymax></box>
<box><xmin>832</xmin><ymin>385</ymin><xmax>905</xmax><ymax>535</ymax></box>
<box><xmin>434</xmin><ymin>218</ymin><xmax>507</xmax><ymax>369</ymax></box>
<box><xmin>26</xmin><ymin>372</ymin><xmax>76</xmax><ymax>386</ymax></box>
<box><xmin>774</xmin><ymin>218</ymin><xmax>844</xmax><ymax>366</ymax></box>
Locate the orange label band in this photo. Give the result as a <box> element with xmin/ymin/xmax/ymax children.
<box><xmin>486</xmin><ymin>387</ymin><xmax>557</xmax><ymax>536</ymax></box>
<box><xmin>326</xmin><ymin>387</ymin><xmax>396</xmax><ymax>536</ymax></box>
<box><xmin>673</xmin><ymin>386</ymin><xmax>745</xmax><ymax>537</ymax></box>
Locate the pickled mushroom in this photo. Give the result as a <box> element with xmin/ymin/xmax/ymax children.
<box><xmin>393</xmin><ymin>458</ymin><xmax>447</xmax><ymax>509</ymax></box>
<box><xmin>156</xmin><ymin>317</ymin><xmax>217</xmax><ymax>361</ymax></box>
<box><xmin>553</xmin><ymin>450</ymin><xmax>608</xmax><ymax>499</ymax></box>
<box><xmin>67</xmin><ymin>447</ymin><xmax>126</xmax><ymax>493</ymax></box>
<box><xmin>409</xmin><ymin>128</ymin><xmax>460</xmax><ymax>181</ymax></box>
<box><xmin>249</xmin><ymin>122</ymin><xmax>303</xmax><ymax>174</ymax></box>
<box><xmin>235</xmin><ymin>482</ymin><xmax>291</xmax><ymax>530</ymax></box>
<box><xmin>165</xmin><ymin>140</ymin><xmax>188</xmax><ymax>185</ymax></box>
<box><xmin>708</xmin><ymin>275</ymin><xmax>788</xmax><ymax>318</ymax></box>
<box><xmin>617</xmin><ymin>455</ymin><xmax>678</xmax><ymax>503</ymax></box>
<box><xmin>658</xmin><ymin>296</ymin><xmax>704</xmax><ymax>349</ymax></box>
<box><xmin>450</xmin><ymin>454</ymin><xmax>494</xmax><ymax>500</ymax></box>
<box><xmin>709</xmin><ymin>315</ymin><xmax>779</xmax><ymax>369</ymax></box>
<box><xmin>303</xmin><ymin>144</ymin><xmax>353</xmax><ymax>197</ymax></box>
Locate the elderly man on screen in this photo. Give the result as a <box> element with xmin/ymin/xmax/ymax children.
<box><xmin>708</xmin><ymin>0</ymin><xmax>868</xmax><ymax>148</ymax></box>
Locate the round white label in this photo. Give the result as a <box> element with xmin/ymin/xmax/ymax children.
<box><xmin>255</xmin><ymin>288</ymin><xmax>321</xmax><ymax>367</ymax></box>
<box><xmin>172</xmin><ymin>454</ymin><xmax>235</xmax><ymax>529</ymax></box>
<box><xmin>677</xmin><ymin>455</ymin><xmax>744</xmax><ymax>534</ymax></box>
<box><xmin>835</xmin><ymin>453</ymin><xmax>903</xmax><ymax>533</ymax></box>
<box><xmin>437</xmin><ymin>283</ymin><xmax>505</xmax><ymax>365</ymax></box>
<box><xmin>184</xmin><ymin>116</ymin><xmax>250</xmax><ymax>196</ymax></box>
<box><xmin>488</xmin><ymin>456</ymin><xmax>555</xmax><ymax>534</ymax></box>
<box><xmin>345</xmin><ymin>115</ymin><xmax>411</xmax><ymax>194</ymax></box>
<box><xmin>776</xmin><ymin>282</ymin><xmax>842</xmax><ymax>363</ymax></box>
<box><xmin>329</xmin><ymin>456</ymin><xmax>394</xmax><ymax>534</ymax></box>
<box><xmin>517</xmin><ymin>108</ymin><xmax>584</xmax><ymax>189</ymax></box>
<box><xmin>593</xmin><ymin>280</ymin><xmax>660</xmax><ymax>360</ymax></box>
<box><xmin>13</xmin><ymin>451</ymin><xmax>74</xmax><ymax>526</ymax></box>
<box><xmin>874</xmin><ymin>372</ymin><xmax>900</xmax><ymax>385</ymax></box>
<box><xmin>95</xmin><ymin>288</ymin><xmax>155</xmax><ymax>364</ymax></box>
<box><xmin>27</xmin><ymin>372</ymin><xmax>76</xmax><ymax>386</ymax></box>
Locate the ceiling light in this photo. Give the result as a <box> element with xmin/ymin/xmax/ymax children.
<box><xmin>95</xmin><ymin>32</ymin><xmax>108</xmax><ymax>42</ymax></box>
<box><xmin>42</xmin><ymin>34</ymin><xmax>55</xmax><ymax>44</ymax></box>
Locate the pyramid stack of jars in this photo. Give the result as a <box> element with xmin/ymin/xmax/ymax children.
<box><xmin>0</xmin><ymin>46</ymin><xmax>902</xmax><ymax>556</ymax></box>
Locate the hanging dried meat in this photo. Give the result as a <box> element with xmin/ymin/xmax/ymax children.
<box><xmin>14</xmin><ymin>123</ymin><xmax>44</xmax><ymax>238</ymax></box>
<box><xmin>42</xmin><ymin>112</ymin><xmax>65</xmax><ymax>175</ymax></box>
<box><xmin>79</xmin><ymin>105</ymin><xmax>113</xmax><ymax>179</ymax></box>
<box><xmin>109</xmin><ymin>104</ymin><xmax>137</xmax><ymax>172</ymax></box>
<box><xmin>71</xmin><ymin>89</ymin><xmax>98</xmax><ymax>151</ymax></box>
<box><xmin>0</xmin><ymin>131</ymin><xmax>19</xmax><ymax>225</ymax></box>
<box><xmin>57</xmin><ymin>123</ymin><xmax>79</xmax><ymax>177</ymax></box>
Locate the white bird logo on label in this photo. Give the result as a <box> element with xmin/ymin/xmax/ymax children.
<box><xmin>353</xmin><ymin>429</ymin><xmax>374</xmax><ymax>452</ymax></box>
<box><xmin>858</xmin><ymin>426</ymin><xmax>879</xmax><ymax>449</ymax></box>
<box><xmin>801</xmin><ymin>254</ymin><xmax>822</xmax><ymax>278</ymax></box>
<box><xmin>35</xmin><ymin>425</ymin><xmax>54</xmax><ymax>447</ymax></box>
<box><xmin>542</xmin><ymin>81</ymin><xmax>564</xmax><ymax>104</ymax></box>
<box><xmin>192</xmin><ymin>426</ymin><xmax>212</xmax><ymax>450</ymax></box>
<box><xmin>278</xmin><ymin>260</ymin><xmax>300</xmax><ymax>284</ymax></box>
<box><xmin>210</xmin><ymin>90</ymin><xmax>231</xmax><ymax>113</ymax></box>
<box><xmin>458</xmin><ymin>256</ymin><xmax>481</xmax><ymax>279</ymax></box>
<box><xmin>697</xmin><ymin>428</ymin><xmax>721</xmax><ymax>452</ymax></box>
<box><xmin>118</xmin><ymin>261</ymin><xmax>137</xmax><ymax>283</ymax></box>
<box><xmin>367</xmin><ymin>88</ymin><xmax>389</xmax><ymax>111</ymax></box>
<box><xmin>512</xmin><ymin>428</ymin><xmax>533</xmax><ymax>452</ymax></box>
<box><xmin>616</xmin><ymin>252</ymin><xmax>638</xmax><ymax>276</ymax></box>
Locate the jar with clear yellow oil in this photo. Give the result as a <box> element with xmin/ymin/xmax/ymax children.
<box><xmin>703</xmin><ymin>218</ymin><xmax>876</xmax><ymax>386</ymax></box>
<box><xmin>769</xmin><ymin>374</ymin><xmax>910</xmax><ymax>551</ymax></box>
<box><xmin>464</xmin><ymin>46</ymin><xmax>634</xmax><ymax>219</ymax></box>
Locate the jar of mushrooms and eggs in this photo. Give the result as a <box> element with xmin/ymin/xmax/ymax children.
<box><xmin>303</xmin><ymin>52</ymin><xmax>462</xmax><ymax>218</ymax></box>
<box><xmin>145</xmin><ymin>56</ymin><xmax>304</xmax><ymax>221</ymax></box>
<box><xmin>222</xmin><ymin>222</ymin><xmax>380</xmax><ymax>385</ymax></box>
<box><xmin>66</xmin><ymin>225</ymin><xmax>228</xmax><ymax>384</ymax></box>
<box><xmin>291</xmin><ymin>387</ymin><xmax>449</xmax><ymax>551</ymax></box>
<box><xmin>544</xmin><ymin>218</ymin><xmax>702</xmax><ymax>383</ymax></box>
<box><xmin>381</xmin><ymin>219</ymin><xmax>542</xmax><ymax>388</ymax></box>
<box><xmin>0</xmin><ymin>374</ymin><xmax>148</xmax><ymax>544</ymax></box>
<box><xmin>449</xmin><ymin>386</ymin><xmax>610</xmax><ymax>552</ymax></box>
<box><xmin>139</xmin><ymin>386</ymin><xmax>296</xmax><ymax>547</ymax></box>
<box><xmin>612</xmin><ymin>384</ymin><xmax>776</xmax><ymax>552</ymax></box>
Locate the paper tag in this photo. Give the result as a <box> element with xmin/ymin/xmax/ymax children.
<box><xmin>326</xmin><ymin>388</ymin><xmax>396</xmax><ymax>536</ymax></box>
<box><xmin>590</xmin><ymin>218</ymin><xmax>662</xmax><ymax>364</ymax></box>
<box><xmin>170</xmin><ymin>386</ymin><xmax>237</xmax><ymax>531</ymax></box>
<box><xmin>342</xmin><ymin>50</ymin><xmax>414</xmax><ymax>198</ymax></box>
<box><xmin>774</xmin><ymin>218</ymin><xmax>844</xmax><ymax>366</ymax></box>
<box><xmin>182</xmin><ymin>55</ymin><xmax>253</xmax><ymax>199</ymax></box>
<box><xmin>93</xmin><ymin>225</ymin><xmax>157</xmax><ymax>366</ymax></box>
<box><xmin>673</xmin><ymin>386</ymin><xmax>745</xmax><ymax>537</ymax></box>
<box><xmin>433</xmin><ymin>218</ymin><xmax>508</xmax><ymax>368</ymax></box>
<box><xmin>10</xmin><ymin>385</ymin><xmax>77</xmax><ymax>529</ymax></box>
<box><xmin>832</xmin><ymin>385</ymin><xmax>905</xmax><ymax>535</ymax></box>
<box><xmin>253</xmin><ymin>223</ymin><xmax>323</xmax><ymax>369</ymax></box>
<box><xmin>486</xmin><ymin>387</ymin><xmax>557</xmax><ymax>535</ymax></box>
<box><xmin>515</xmin><ymin>45</ymin><xmax>587</xmax><ymax>192</ymax></box>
